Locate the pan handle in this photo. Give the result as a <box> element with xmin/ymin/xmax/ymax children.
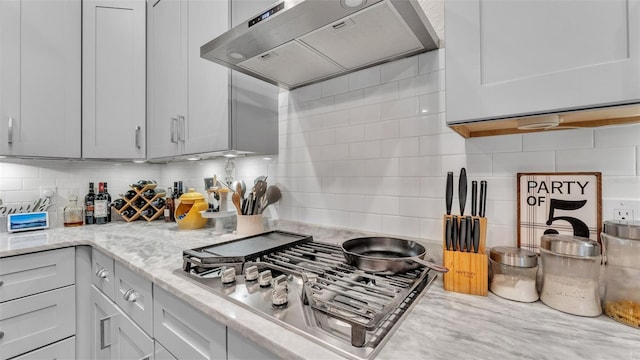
<box><xmin>413</xmin><ymin>258</ymin><xmax>448</xmax><ymax>273</ymax></box>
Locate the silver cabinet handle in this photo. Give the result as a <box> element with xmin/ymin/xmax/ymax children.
<box><xmin>96</xmin><ymin>268</ymin><xmax>109</xmax><ymax>279</ymax></box>
<box><xmin>170</xmin><ymin>117</ymin><xmax>178</xmax><ymax>144</ymax></box>
<box><xmin>123</xmin><ymin>288</ymin><xmax>139</xmax><ymax>302</ymax></box>
<box><xmin>135</xmin><ymin>126</ymin><xmax>141</xmax><ymax>149</ymax></box>
<box><xmin>7</xmin><ymin>117</ymin><xmax>13</xmax><ymax>144</ymax></box>
<box><xmin>99</xmin><ymin>316</ymin><xmax>111</xmax><ymax>350</ymax></box>
<box><xmin>178</xmin><ymin>115</ymin><xmax>185</xmax><ymax>142</ymax></box>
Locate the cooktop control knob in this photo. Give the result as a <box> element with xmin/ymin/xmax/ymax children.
<box><xmin>272</xmin><ymin>286</ymin><xmax>288</xmax><ymax>307</ymax></box>
<box><xmin>244</xmin><ymin>265</ymin><xmax>259</xmax><ymax>281</ymax></box>
<box><xmin>221</xmin><ymin>267</ymin><xmax>236</xmax><ymax>285</ymax></box>
<box><xmin>258</xmin><ymin>270</ymin><xmax>272</xmax><ymax>287</ymax></box>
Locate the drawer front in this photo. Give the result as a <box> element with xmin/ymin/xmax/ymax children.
<box><xmin>92</xmin><ymin>248</ymin><xmax>115</xmax><ymax>300</ymax></box>
<box><xmin>0</xmin><ymin>285</ymin><xmax>76</xmax><ymax>360</ymax></box>
<box><xmin>155</xmin><ymin>340</ymin><xmax>178</xmax><ymax>360</ymax></box>
<box><xmin>0</xmin><ymin>247</ymin><xmax>75</xmax><ymax>302</ymax></box>
<box><xmin>114</xmin><ymin>262</ymin><xmax>153</xmax><ymax>335</ymax></box>
<box><xmin>11</xmin><ymin>336</ymin><xmax>75</xmax><ymax>360</ymax></box>
<box><xmin>153</xmin><ymin>285</ymin><xmax>226</xmax><ymax>360</ymax></box>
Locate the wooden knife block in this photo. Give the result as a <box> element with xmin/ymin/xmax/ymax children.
<box><xmin>442</xmin><ymin>215</ymin><xmax>488</xmax><ymax>296</ymax></box>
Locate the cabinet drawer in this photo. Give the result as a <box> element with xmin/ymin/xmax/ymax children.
<box><xmin>92</xmin><ymin>248</ymin><xmax>115</xmax><ymax>300</ymax></box>
<box><xmin>0</xmin><ymin>247</ymin><xmax>75</xmax><ymax>302</ymax></box>
<box><xmin>0</xmin><ymin>285</ymin><xmax>76</xmax><ymax>360</ymax></box>
<box><xmin>153</xmin><ymin>285</ymin><xmax>226</xmax><ymax>360</ymax></box>
<box><xmin>11</xmin><ymin>336</ymin><xmax>75</xmax><ymax>360</ymax></box>
<box><xmin>114</xmin><ymin>262</ymin><xmax>153</xmax><ymax>335</ymax></box>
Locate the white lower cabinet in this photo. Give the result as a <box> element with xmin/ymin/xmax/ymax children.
<box><xmin>154</xmin><ymin>340</ymin><xmax>177</xmax><ymax>360</ymax></box>
<box><xmin>153</xmin><ymin>284</ymin><xmax>226</xmax><ymax>360</ymax></box>
<box><xmin>91</xmin><ymin>285</ymin><xmax>153</xmax><ymax>360</ymax></box>
<box><xmin>11</xmin><ymin>336</ymin><xmax>76</xmax><ymax>360</ymax></box>
<box><xmin>0</xmin><ymin>285</ymin><xmax>76</xmax><ymax>360</ymax></box>
<box><xmin>228</xmin><ymin>328</ymin><xmax>279</xmax><ymax>360</ymax></box>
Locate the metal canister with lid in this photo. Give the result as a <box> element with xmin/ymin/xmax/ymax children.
<box><xmin>539</xmin><ymin>234</ymin><xmax>602</xmax><ymax>317</ymax></box>
<box><xmin>489</xmin><ymin>247</ymin><xmax>539</xmax><ymax>302</ymax></box>
<box><xmin>602</xmin><ymin>220</ymin><xmax>640</xmax><ymax>328</ymax></box>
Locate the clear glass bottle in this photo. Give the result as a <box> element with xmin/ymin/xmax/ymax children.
<box><xmin>64</xmin><ymin>195</ymin><xmax>84</xmax><ymax>227</ymax></box>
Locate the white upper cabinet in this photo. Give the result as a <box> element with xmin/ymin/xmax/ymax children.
<box><xmin>0</xmin><ymin>0</ymin><xmax>81</xmax><ymax>158</ymax></box>
<box><xmin>82</xmin><ymin>0</ymin><xmax>146</xmax><ymax>159</ymax></box>
<box><xmin>445</xmin><ymin>0</ymin><xmax>640</xmax><ymax>124</ymax></box>
<box><xmin>147</xmin><ymin>0</ymin><xmax>278</xmax><ymax>161</ymax></box>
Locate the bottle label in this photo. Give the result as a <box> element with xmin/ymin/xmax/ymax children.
<box><xmin>94</xmin><ymin>200</ymin><xmax>108</xmax><ymax>218</ymax></box>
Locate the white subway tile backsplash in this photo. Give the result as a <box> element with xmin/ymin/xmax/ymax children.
<box><xmin>308</xmin><ymin>96</ymin><xmax>335</xmax><ymax>115</ymax></box>
<box><xmin>349</xmin><ymin>141</ymin><xmax>381</xmax><ymax>159</ymax></box>
<box><xmin>523</xmin><ymin>129</ymin><xmax>593</xmax><ymax>151</ymax></box>
<box><xmin>297</xmin><ymin>114</ymin><xmax>323</xmax><ymax>132</ymax></box>
<box><xmin>595</xmin><ymin>123</ymin><xmax>640</xmax><ymax>148</ymax></box>
<box><xmin>322</xmin><ymin>209</ymin><xmax>351</xmax><ymax>228</ymax></box>
<box><xmin>418</xmin><ymin>91</ymin><xmax>443</xmax><ymax>114</ymax></box>
<box><xmin>321</xmin><ymin>177</ymin><xmax>352</xmax><ymax>194</ymax></box>
<box><xmin>349</xmin><ymin>67</ymin><xmax>381</xmax><ymax>90</ymax></box>
<box><xmin>467</xmin><ymin>134</ymin><xmax>522</xmax><ymax>154</ymax></box>
<box><xmin>399</xmin><ymin>197</ymin><xmax>441</xmax><ymax>218</ymax></box>
<box><xmin>365</xmin><ymin>195</ymin><xmax>399</xmax><ymax>215</ymax></box>
<box><xmin>492</xmin><ymin>151</ymin><xmax>555</xmax><ymax>175</ymax></box>
<box><xmin>293</xmin><ymin>82</ymin><xmax>322</xmax><ymax>102</ymax></box>
<box><xmin>380</xmin><ymin>97</ymin><xmax>419</xmax><ymax>120</ymax></box>
<box><xmin>335</xmin><ymin>160</ymin><xmax>365</xmax><ymax>176</ymax></box>
<box><xmin>364</xmin><ymin>82</ymin><xmax>399</xmax><ymax>104</ymax></box>
<box><xmin>322</xmin><ymin>110</ymin><xmax>349</xmax><ymax>129</ymax></box>
<box><xmin>349</xmin><ymin>104</ymin><xmax>381</xmax><ymax>124</ymax></box>
<box><xmin>556</xmin><ymin>147</ymin><xmax>636</xmax><ymax>175</ymax></box>
<box><xmin>399</xmin><ymin>156</ymin><xmax>442</xmax><ymax>177</ymax></box>
<box><xmin>381</xmin><ymin>57</ymin><xmax>419</xmax><ymax>83</ymax></box>
<box><xmin>486</xmin><ymin>224</ymin><xmax>518</xmax><ymax>248</ymax></box>
<box><xmin>418</xmin><ymin>49</ymin><xmax>445</xmax><ymax>74</ymax></box>
<box><xmin>398</xmin><ymin>113</ymin><xmax>442</xmax><ymax>137</ymax></box>
<box><xmin>321</xmin><ymin>77</ymin><xmax>349</xmax><ymax>97</ymax></box>
<box><xmin>465</xmin><ymin>154</ymin><xmax>493</xmax><ymax>176</ymax></box>
<box><xmin>398</xmin><ymin>70</ymin><xmax>443</xmax><ymax>98</ymax></box>
<box><xmin>419</xmin><ymin>177</ymin><xmax>445</xmax><ymax>198</ymax></box>
<box><xmin>0</xmin><ymin>179</ymin><xmax>22</xmax><ymax>191</ymax></box>
<box><xmin>348</xmin><ymin>176</ymin><xmax>383</xmax><ymax>195</ymax></box>
<box><xmin>382</xmin><ymin>216</ymin><xmax>420</xmax><ymax>238</ymax></box>
<box><xmin>487</xmin><ymin>200</ymin><xmax>516</xmax><ymax>226</ymax></box>
<box><xmin>322</xmin><ymin>144</ymin><xmax>349</xmax><ymax>161</ymax></box>
<box><xmin>364</xmin><ymin>158</ymin><xmax>400</xmax><ymax>177</ymax></box>
<box><xmin>334</xmin><ymin>89</ymin><xmax>365</xmax><ymax>110</ymax></box>
<box><xmin>419</xmin><ymin>218</ymin><xmax>444</xmax><ymax>242</ymax></box>
<box><xmin>439</xmin><ymin>155</ymin><xmax>467</xmax><ymax>174</ymax></box>
<box><xmin>420</xmin><ymin>133</ymin><xmax>466</xmax><ymax>156</ymax></box>
<box><xmin>365</xmin><ymin>120</ymin><xmax>400</xmax><ymax>141</ymax></box>
<box><xmin>348</xmin><ymin>212</ymin><xmax>382</xmax><ymax>233</ymax></box>
<box><xmin>1</xmin><ymin>162</ymin><xmax>39</xmax><ymax>179</ymax></box>
<box><xmin>381</xmin><ymin>138</ymin><xmax>419</xmax><ymax>158</ymax></box>
<box><xmin>602</xmin><ymin>176</ymin><xmax>640</xmax><ymax>199</ymax></box>
<box><xmin>335</xmin><ymin>125</ymin><xmax>365</xmax><ymax>144</ymax></box>
<box><xmin>304</xmin><ymin>129</ymin><xmax>335</xmax><ymax>147</ymax></box>
<box><xmin>381</xmin><ymin>177</ymin><xmax>420</xmax><ymax>197</ymax></box>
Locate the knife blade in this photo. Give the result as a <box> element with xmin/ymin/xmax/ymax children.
<box><xmin>471</xmin><ymin>180</ymin><xmax>478</xmax><ymax>216</ymax></box>
<box><xmin>445</xmin><ymin>217</ymin><xmax>452</xmax><ymax>251</ymax></box>
<box><xmin>473</xmin><ymin>217</ymin><xmax>481</xmax><ymax>253</ymax></box>
<box><xmin>459</xmin><ymin>168</ymin><xmax>467</xmax><ymax>216</ymax></box>
<box><xmin>479</xmin><ymin>180</ymin><xmax>487</xmax><ymax>218</ymax></box>
<box><xmin>446</xmin><ymin>172</ymin><xmax>453</xmax><ymax>215</ymax></box>
<box><xmin>459</xmin><ymin>216</ymin><xmax>467</xmax><ymax>251</ymax></box>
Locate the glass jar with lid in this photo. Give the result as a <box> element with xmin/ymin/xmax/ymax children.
<box><xmin>64</xmin><ymin>195</ymin><xmax>84</xmax><ymax>227</ymax></box>
<box><xmin>602</xmin><ymin>220</ymin><xmax>640</xmax><ymax>329</ymax></box>
<box><xmin>539</xmin><ymin>234</ymin><xmax>601</xmax><ymax>317</ymax></box>
<box><xmin>489</xmin><ymin>247</ymin><xmax>539</xmax><ymax>302</ymax></box>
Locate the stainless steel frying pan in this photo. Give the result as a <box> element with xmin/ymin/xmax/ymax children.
<box><xmin>342</xmin><ymin>237</ymin><xmax>448</xmax><ymax>274</ymax></box>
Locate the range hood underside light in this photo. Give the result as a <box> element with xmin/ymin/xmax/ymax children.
<box><xmin>201</xmin><ymin>0</ymin><xmax>439</xmax><ymax>90</ymax></box>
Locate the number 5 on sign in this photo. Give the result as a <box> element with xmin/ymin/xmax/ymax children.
<box><xmin>544</xmin><ymin>199</ymin><xmax>589</xmax><ymax>238</ymax></box>
<box><xmin>517</xmin><ymin>172</ymin><xmax>602</xmax><ymax>253</ymax></box>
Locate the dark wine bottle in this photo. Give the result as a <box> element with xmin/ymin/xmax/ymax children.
<box><xmin>84</xmin><ymin>182</ymin><xmax>95</xmax><ymax>225</ymax></box>
<box><xmin>143</xmin><ymin>189</ymin><xmax>156</xmax><ymax>199</ymax></box>
<box><xmin>141</xmin><ymin>208</ymin><xmax>156</xmax><ymax>217</ymax></box>
<box><xmin>104</xmin><ymin>182</ymin><xmax>112</xmax><ymax>222</ymax></box>
<box><xmin>94</xmin><ymin>182</ymin><xmax>108</xmax><ymax>225</ymax></box>
<box><xmin>122</xmin><ymin>208</ymin><xmax>136</xmax><ymax>218</ymax></box>
<box><xmin>134</xmin><ymin>198</ymin><xmax>146</xmax><ymax>209</ymax></box>
<box><xmin>112</xmin><ymin>198</ymin><xmax>126</xmax><ymax>210</ymax></box>
<box><xmin>124</xmin><ymin>190</ymin><xmax>137</xmax><ymax>200</ymax></box>
<box><xmin>151</xmin><ymin>198</ymin><xmax>166</xmax><ymax>208</ymax></box>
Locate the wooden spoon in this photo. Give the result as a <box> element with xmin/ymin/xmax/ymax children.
<box><xmin>232</xmin><ymin>183</ymin><xmax>243</xmax><ymax>215</ymax></box>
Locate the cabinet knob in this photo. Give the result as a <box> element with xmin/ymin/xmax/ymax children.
<box><xmin>123</xmin><ymin>288</ymin><xmax>139</xmax><ymax>302</ymax></box>
<box><xmin>0</xmin><ymin>331</ymin><xmax>4</xmax><ymax>339</ymax></box>
<box><xmin>96</xmin><ymin>268</ymin><xmax>109</xmax><ymax>279</ymax></box>
<box><xmin>7</xmin><ymin>117</ymin><xmax>13</xmax><ymax>144</ymax></box>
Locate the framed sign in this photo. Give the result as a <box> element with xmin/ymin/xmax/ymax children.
<box><xmin>517</xmin><ymin>172</ymin><xmax>602</xmax><ymax>252</ymax></box>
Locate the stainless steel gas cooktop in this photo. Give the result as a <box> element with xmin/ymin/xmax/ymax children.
<box><xmin>177</xmin><ymin>231</ymin><xmax>436</xmax><ymax>360</ymax></box>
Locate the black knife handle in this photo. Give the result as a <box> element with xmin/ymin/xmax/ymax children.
<box><xmin>446</xmin><ymin>172</ymin><xmax>453</xmax><ymax>215</ymax></box>
<box><xmin>471</xmin><ymin>180</ymin><xmax>478</xmax><ymax>216</ymax></box>
<box><xmin>459</xmin><ymin>217</ymin><xmax>467</xmax><ymax>252</ymax></box>
<box><xmin>465</xmin><ymin>217</ymin><xmax>472</xmax><ymax>252</ymax></box>
<box><xmin>479</xmin><ymin>180</ymin><xmax>487</xmax><ymax>218</ymax></box>
<box><xmin>473</xmin><ymin>218</ymin><xmax>481</xmax><ymax>253</ymax></box>
<box><xmin>452</xmin><ymin>216</ymin><xmax>459</xmax><ymax>251</ymax></box>
<box><xmin>445</xmin><ymin>218</ymin><xmax>452</xmax><ymax>251</ymax></box>
<box><xmin>459</xmin><ymin>168</ymin><xmax>467</xmax><ymax>216</ymax></box>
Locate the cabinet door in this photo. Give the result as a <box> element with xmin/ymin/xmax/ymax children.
<box><xmin>227</xmin><ymin>328</ymin><xmax>278</xmax><ymax>360</ymax></box>
<box><xmin>153</xmin><ymin>285</ymin><xmax>226</xmax><ymax>360</ymax></box>
<box><xmin>183</xmin><ymin>0</ymin><xmax>230</xmax><ymax>154</ymax></box>
<box><xmin>83</xmin><ymin>0</ymin><xmax>146</xmax><ymax>159</ymax></box>
<box><xmin>445</xmin><ymin>0</ymin><xmax>640</xmax><ymax>124</ymax></box>
<box><xmin>147</xmin><ymin>0</ymin><xmax>187</xmax><ymax>159</ymax></box>
<box><xmin>0</xmin><ymin>0</ymin><xmax>81</xmax><ymax>157</ymax></box>
<box><xmin>0</xmin><ymin>285</ymin><xmax>76</xmax><ymax>360</ymax></box>
<box><xmin>114</xmin><ymin>262</ymin><xmax>153</xmax><ymax>335</ymax></box>
<box><xmin>91</xmin><ymin>285</ymin><xmax>153</xmax><ymax>360</ymax></box>
<box><xmin>11</xmin><ymin>336</ymin><xmax>75</xmax><ymax>360</ymax></box>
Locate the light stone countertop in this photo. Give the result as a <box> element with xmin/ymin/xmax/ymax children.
<box><xmin>0</xmin><ymin>220</ymin><xmax>638</xmax><ymax>360</ymax></box>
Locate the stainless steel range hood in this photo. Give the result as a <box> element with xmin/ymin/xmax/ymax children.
<box><xmin>201</xmin><ymin>0</ymin><xmax>440</xmax><ymax>90</ymax></box>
